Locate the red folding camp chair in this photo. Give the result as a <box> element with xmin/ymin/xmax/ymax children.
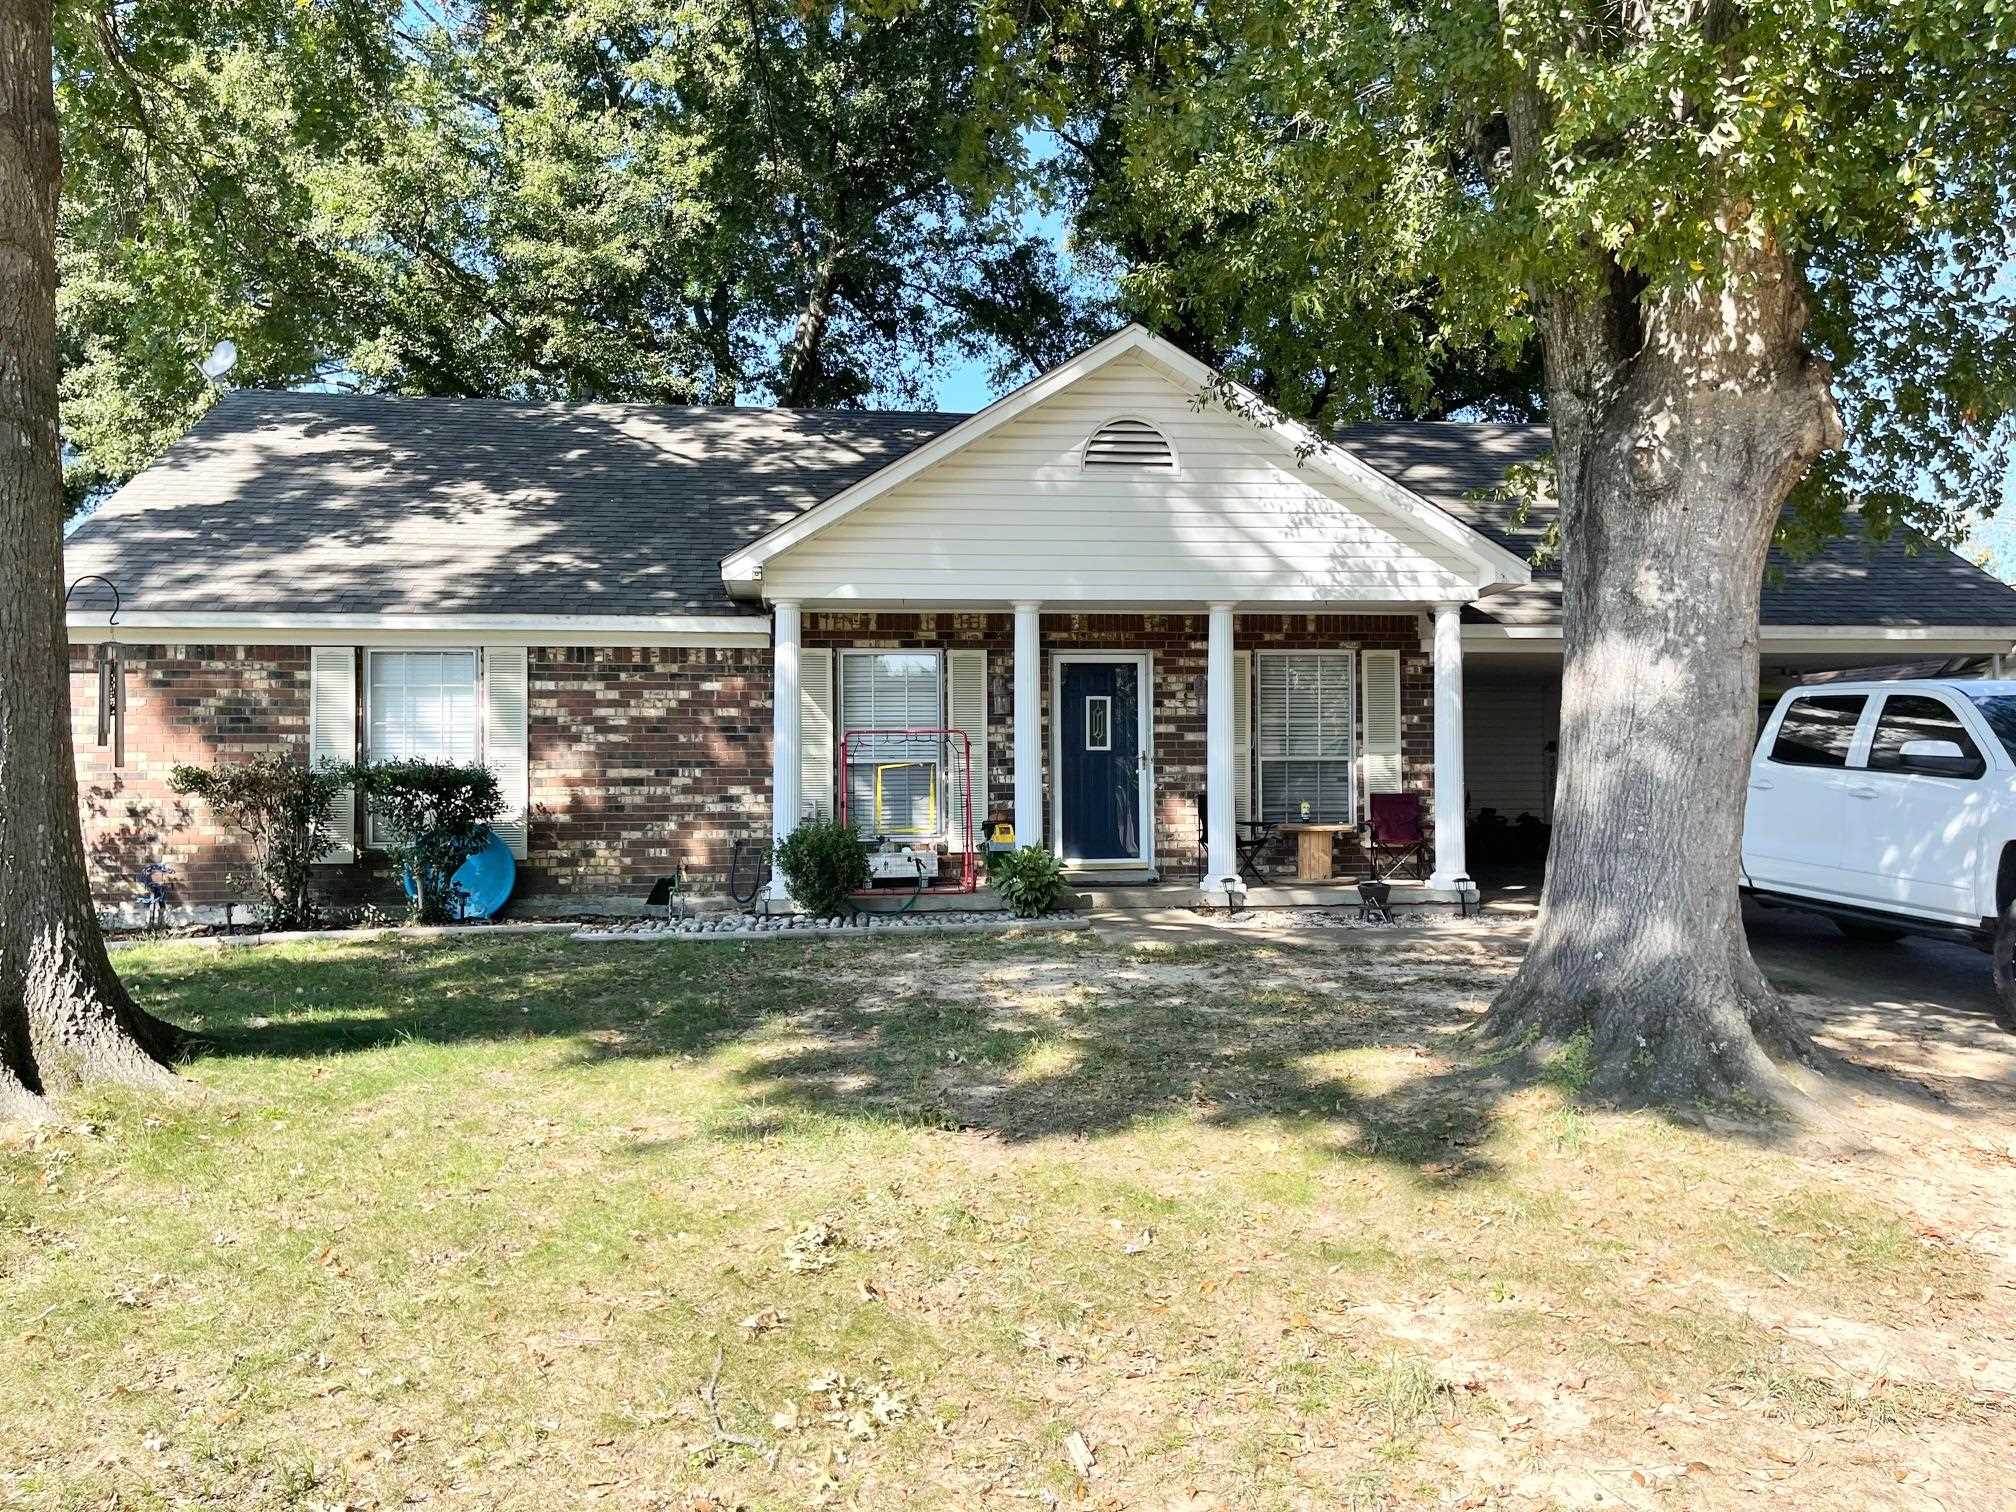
<box><xmin>1365</xmin><ymin>793</ymin><xmax>1431</xmax><ymax>881</ymax></box>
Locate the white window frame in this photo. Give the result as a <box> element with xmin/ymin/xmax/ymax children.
<box><xmin>838</xmin><ymin>649</ymin><xmax>946</xmax><ymax>839</ymax></box>
<box><xmin>363</xmin><ymin>647</ymin><xmax>485</xmax><ymax>845</ymax></box>
<box><xmin>1255</xmin><ymin>649</ymin><xmax>1357</xmax><ymax>826</ymax></box>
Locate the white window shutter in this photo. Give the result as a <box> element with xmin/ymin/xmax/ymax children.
<box><xmin>1232</xmin><ymin>651</ymin><xmax>1253</xmax><ymax>820</ymax></box>
<box><xmin>484</xmin><ymin>647</ymin><xmax>531</xmax><ymax>859</ymax></box>
<box><xmin>799</xmin><ymin>647</ymin><xmax>835</xmax><ymax>821</ymax></box>
<box><xmin>1360</xmin><ymin>649</ymin><xmax>1403</xmax><ymax>812</ymax></box>
<box><xmin>310</xmin><ymin>647</ymin><xmax>357</xmax><ymax>863</ymax></box>
<box><xmin>946</xmin><ymin>649</ymin><xmax>987</xmax><ymax>849</ymax></box>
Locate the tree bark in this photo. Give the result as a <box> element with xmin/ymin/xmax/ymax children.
<box><xmin>1482</xmin><ymin>224</ymin><xmax>1843</xmax><ymax>1104</ymax></box>
<box><xmin>776</xmin><ymin>241</ymin><xmax>847</xmax><ymax>407</ymax></box>
<box><xmin>1</xmin><ymin>0</ymin><xmax>180</xmax><ymax>1124</ymax></box>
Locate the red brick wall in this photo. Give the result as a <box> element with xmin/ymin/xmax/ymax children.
<box><xmin>70</xmin><ymin>617</ymin><xmax>1433</xmax><ymax>911</ymax></box>
<box><xmin>68</xmin><ymin>641</ymin><xmax>780</xmax><ymax>911</ymax></box>
<box><xmin>68</xmin><ymin>643</ymin><xmax>311</xmax><ymax>910</ymax></box>
<box><xmin>524</xmin><ymin>645</ymin><xmax>773</xmax><ymax>899</ymax></box>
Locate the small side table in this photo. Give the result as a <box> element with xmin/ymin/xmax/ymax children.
<box><xmin>1278</xmin><ymin>823</ymin><xmax>1353</xmax><ymax>882</ymax></box>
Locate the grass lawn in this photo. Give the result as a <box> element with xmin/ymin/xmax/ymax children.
<box><xmin>3</xmin><ymin>926</ymin><xmax>2011</xmax><ymax>1510</ymax></box>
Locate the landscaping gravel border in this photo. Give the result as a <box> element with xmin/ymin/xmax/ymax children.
<box><xmin>572</xmin><ymin>910</ymin><xmax>1087</xmax><ymax>943</ymax></box>
<box><xmin>106</xmin><ymin>921</ymin><xmax>585</xmax><ymax>952</ymax></box>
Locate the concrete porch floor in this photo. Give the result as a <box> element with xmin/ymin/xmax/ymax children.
<box><xmin>1081</xmin><ymin>875</ymin><xmax>1475</xmax><ymax>912</ymax></box>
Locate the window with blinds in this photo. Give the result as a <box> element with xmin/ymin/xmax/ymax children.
<box><xmin>368</xmin><ymin>651</ymin><xmax>480</xmax><ymax>764</ymax></box>
<box><xmin>365</xmin><ymin>650</ymin><xmax>481</xmax><ymax>844</ymax></box>
<box><xmin>1257</xmin><ymin>652</ymin><xmax>1355</xmax><ymax>823</ymax></box>
<box><xmin>841</xmin><ymin>651</ymin><xmax>943</xmax><ymax>836</ymax></box>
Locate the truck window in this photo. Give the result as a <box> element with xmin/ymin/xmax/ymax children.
<box><xmin>1868</xmin><ymin>695</ymin><xmax>1983</xmax><ymax>773</ymax></box>
<box><xmin>1966</xmin><ymin>693</ymin><xmax>2016</xmax><ymax>764</ymax></box>
<box><xmin>1769</xmin><ymin>694</ymin><xmax>1866</xmax><ymax>768</ymax></box>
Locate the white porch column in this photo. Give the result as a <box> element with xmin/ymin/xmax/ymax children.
<box><xmin>767</xmin><ymin>599</ymin><xmax>802</xmax><ymax>901</ymax></box>
<box><xmin>1012</xmin><ymin>601</ymin><xmax>1043</xmax><ymax>848</ymax></box>
<box><xmin>1428</xmin><ymin>601</ymin><xmax>1468</xmax><ymax>891</ymax></box>
<box><xmin>1205</xmin><ymin>602</ymin><xmax>1238</xmax><ymax>888</ymax></box>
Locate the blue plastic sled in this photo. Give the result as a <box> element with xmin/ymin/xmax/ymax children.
<box><xmin>402</xmin><ymin>829</ymin><xmax>517</xmax><ymax>920</ymax></box>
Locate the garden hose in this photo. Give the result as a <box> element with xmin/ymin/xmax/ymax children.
<box><xmin>850</xmin><ymin>855</ymin><xmax>926</xmax><ymax>917</ymax></box>
<box><xmin>727</xmin><ymin>836</ymin><xmax>770</xmax><ymax>913</ymax></box>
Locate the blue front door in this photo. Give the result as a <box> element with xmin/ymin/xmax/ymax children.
<box><xmin>1059</xmin><ymin>660</ymin><xmax>1143</xmax><ymax>862</ymax></box>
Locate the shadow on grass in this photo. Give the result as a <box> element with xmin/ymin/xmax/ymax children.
<box><xmin>130</xmin><ymin>923</ymin><xmax>1960</xmax><ymax>1190</ymax></box>
<box><xmin>133</xmin><ymin>930</ymin><xmax>1549</xmax><ymax>1186</ymax></box>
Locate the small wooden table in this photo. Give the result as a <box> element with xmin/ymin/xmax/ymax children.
<box><xmin>1279</xmin><ymin>823</ymin><xmax>1353</xmax><ymax>882</ymax></box>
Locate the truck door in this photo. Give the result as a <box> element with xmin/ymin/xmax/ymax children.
<box><xmin>1836</xmin><ymin>691</ymin><xmax>1989</xmax><ymax>924</ymax></box>
<box><xmin>1743</xmin><ymin>692</ymin><xmax>1871</xmax><ymax>900</ymax></box>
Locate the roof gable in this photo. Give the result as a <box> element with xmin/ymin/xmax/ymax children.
<box><xmin>723</xmin><ymin>325</ymin><xmax>1534</xmax><ymax>598</ymax></box>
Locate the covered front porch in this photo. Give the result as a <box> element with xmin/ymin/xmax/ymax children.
<box><xmin>761</xmin><ymin>603</ymin><xmax>1480</xmax><ymax>909</ymax></box>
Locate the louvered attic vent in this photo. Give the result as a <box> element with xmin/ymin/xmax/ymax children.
<box><xmin>1083</xmin><ymin>417</ymin><xmax>1175</xmax><ymax>469</ymax></box>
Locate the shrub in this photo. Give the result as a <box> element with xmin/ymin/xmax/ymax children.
<box><xmin>168</xmin><ymin>756</ymin><xmax>350</xmax><ymax>932</ymax></box>
<box><xmin>351</xmin><ymin>758</ymin><xmax>506</xmax><ymax>923</ymax></box>
<box><xmin>774</xmin><ymin>816</ymin><xmax>869</xmax><ymax>918</ymax></box>
<box><xmin>989</xmin><ymin>846</ymin><xmax>1072</xmax><ymax>918</ymax></box>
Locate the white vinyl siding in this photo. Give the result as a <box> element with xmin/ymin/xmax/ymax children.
<box><xmin>841</xmin><ymin>651</ymin><xmax>943</xmax><ymax>837</ymax></box>
<box><xmin>1257</xmin><ymin>652</ymin><xmax>1356</xmax><ymax>824</ymax></box>
<box><xmin>309</xmin><ymin>646</ymin><xmax>357</xmax><ymax>863</ymax></box>
<box><xmin>1464</xmin><ymin>668</ymin><xmax>1561</xmax><ymax>819</ymax></box>
<box><xmin>760</xmin><ymin>353</ymin><xmax>1479</xmax><ymax>604</ymax></box>
<box><xmin>1358</xmin><ymin>649</ymin><xmax>1404</xmax><ymax>815</ymax></box>
<box><xmin>365</xmin><ymin>650</ymin><xmax>481</xmax><ymax>845</ymax></box>
<box><xmin>945</xmin><ymin>649</ymin><xmax>987</xmax><ymax>850</ymax></box>
<box><xmin>799</xmin><ymin>647</ymin><xmax>836</xmax><ymax>821</ymax></box>
<box><xmin>483</xmin><ymin>646</ymin><xmax>530</xmax><ymax>859</ymax></box>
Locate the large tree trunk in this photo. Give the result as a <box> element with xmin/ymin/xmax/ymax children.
<box><xmin>0</xmin><ymin>0</ymin><xmax>180</xmax><ymax>1125</ymax></box>
<box><xmin>1482</xmin><ymin>227</ymin><xmax>1843</xmax><ymax>1104</ymax></box>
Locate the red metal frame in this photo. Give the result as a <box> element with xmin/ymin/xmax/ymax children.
<box><xmin>836</xmin><ymin>727</ymin><xmax>977</xmax><ymax>893</ymax></box>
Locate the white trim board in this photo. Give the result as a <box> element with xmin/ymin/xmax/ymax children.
<box><xmin>721</xmin><ymin>324</ymin><xmax>1533</xmax><ymax>597</ymax></box>
<box><xmin>1457</xmin><ymin>623</ymin><xmax>2016</xmax><ymax>655</ymax></box>
<box><xmin>67</xmin><ymin>610</ymin><xmax>769</xmax><ymax>648</ymax></box>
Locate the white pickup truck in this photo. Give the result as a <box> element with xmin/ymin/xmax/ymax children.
<box><xmin>1742</xmin><ymin>678</ymin><xmax>2016</xmax><ymax>1031</ymax></box>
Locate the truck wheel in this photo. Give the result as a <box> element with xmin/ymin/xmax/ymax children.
<box><xmin>1832</xmin><ymin>918</ymin><xmax>1905</xmax><ymax>944</ymax></box>
<box><xmin>1991</xmin><ymin>908</ymin><xmax>2016</xmax><ymax>1033</ymax></box>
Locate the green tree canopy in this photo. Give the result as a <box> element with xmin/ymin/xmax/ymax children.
<box><xmin>56</xmin><ymin>0</ymin><xmax>1098</xmax><ymax>509</ymax></box>
<box><xmin>991</xmin><ymin>0</ymin><xmax>2015</xmax><ymax>538</ymax></box>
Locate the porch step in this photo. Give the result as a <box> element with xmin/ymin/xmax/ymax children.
<box><xmin>1062</xmin><ymin>868</ymin><xmax>1159</xmax><ymax>887</ymax></box>
<box><xmin>1085</xmin><ymin>879</ymin><xmax>1472</xmax><ymax>912</ymax></box>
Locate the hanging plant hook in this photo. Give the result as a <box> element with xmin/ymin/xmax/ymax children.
<box><xmin>65</xmin><ymin>573</ymin><xmax>122</xmax><ymax>629</ymax></box>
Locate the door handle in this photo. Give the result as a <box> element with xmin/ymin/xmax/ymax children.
<box><xmin>1847</xmin><ymin>784</ymin><xmax>1878</xmax><ymax>799</ymax></box>
<box><xmin>1749</xmin><ymin>777</ymin><xmax>1773</xmax><ymax>791</ymax></box>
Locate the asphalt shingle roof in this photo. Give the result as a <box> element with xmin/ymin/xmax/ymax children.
<box><xmin>64</xmin><ymin>394</ymin><xmax>2016</xmax><ymax>630</ymax></box>
<box><xmin>1333</xmin><ymin>421</ymin><xmax>2016</xmax><ymax>629</ymax></box>
<box><xmin>63</xmin><ymin>392</ymin><xmax>963</xmax><ymax>619</ymax></box>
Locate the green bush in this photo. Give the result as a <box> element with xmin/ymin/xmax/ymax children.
<box><xmin>988</xmin><ymin>846</ymin><xmax>1072</xmax><ymax>918</ymax></box>
<box><xmin>774</xmin><ymin>816</ymin><xmax>869</xmax><ymax>918</ymax></box>
<box><xmin>169</xmin><ymin>756</ymin><xmax>352</xmax><ymax>932</ymax></box>
<box><xmin>351</xmin><ymin>758</ymin><xmax>506</xmax><ymax>923</ymax></box>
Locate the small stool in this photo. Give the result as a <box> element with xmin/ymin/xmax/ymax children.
<box><xmin>1356</xmin><ymin>878</ymin><xmax>1394</xmax><ymax>926</ymax></box>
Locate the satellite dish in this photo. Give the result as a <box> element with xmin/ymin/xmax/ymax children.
<box><xmin>198</xmin><ymin>340</ymin><xmax>238</xmax><ymax>382</ymax></box>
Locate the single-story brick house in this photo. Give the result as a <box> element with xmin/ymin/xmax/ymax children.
<box><xmin>61</xmin><ymin>325</ymin><xmax>2016</xmax><ymax>920</ymax></box>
